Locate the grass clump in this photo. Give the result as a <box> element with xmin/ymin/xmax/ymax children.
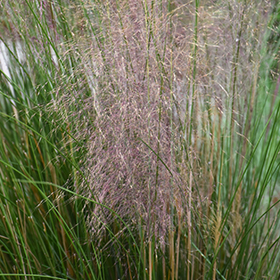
<box><xmin>1</xmin><ymin>0</ymin><xmax>280</xmax><ymax>279</ymax></box>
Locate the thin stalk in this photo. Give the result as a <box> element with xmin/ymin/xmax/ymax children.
<box><xmin>229</xmin><ymin>3</ymin><xmax>245</xmax><ymax>195</ymax></box>
<box><xmin>162</xmin><ymin>243</ymin><xmax>166</xmax><ymax>280</ymax></box>
<box><xmin>149</xmin><ymin>240</ymin><xmax>152</xmax><ymax>280</ymax></box>
<box><xmin>187</xmin><ymin>1</ymin><xmax>199</xmax><ymax>279</ymax></box>
<box><xmin>169</xmin><ymin>229</ymin><xmax>175</xmax><ymax>280</ymax></box>
<box><xmin>143</xmin><ymin>4</ymin><xmax>154</xmax><ymax>271</ymax></box>
<box><xmin>175</xmin><ymin>212</ymin><xmax>181</xmax><ymax>280</ymax></box>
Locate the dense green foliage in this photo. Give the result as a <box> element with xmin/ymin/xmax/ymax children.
<box><xmin>1</xmin><ymin>0</ymin><xmax>280</xmax><ymax>279</ymax></box>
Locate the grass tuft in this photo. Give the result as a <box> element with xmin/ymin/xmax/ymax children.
<box><xmin>1</xmin><ymin>0</ymin><xmax>280</xmax><ymax>279</ymax></box>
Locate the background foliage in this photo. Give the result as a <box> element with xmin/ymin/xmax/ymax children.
<box><xmin>1</xmin><ymin>0</ymin><xmax>280</xmax><ymax>279</ymax></box>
